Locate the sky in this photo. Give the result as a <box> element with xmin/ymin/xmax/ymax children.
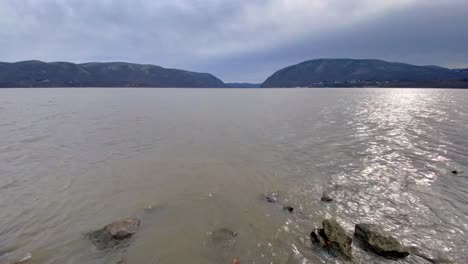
<box><xmin>1</xmin><ymin>0</ymin><xmax>468</xmax><ymax>82</ymax></box>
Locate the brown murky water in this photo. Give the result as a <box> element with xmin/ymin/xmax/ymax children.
<box><xmin>0</xmin><ymin>88</ymin><xmax>467</xmax><ymax>264</ymax></box>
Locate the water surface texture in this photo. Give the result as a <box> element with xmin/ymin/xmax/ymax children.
<box><xmin>0</xmin><ymin>88</ymin><xmax>467</xmax><ymax>264</ymax></box>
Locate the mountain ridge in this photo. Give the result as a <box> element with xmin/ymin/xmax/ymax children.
<box><xmin>0</xmin><ymin>60</ymin><xmax>226</xmax><ymax>88</ymax></box>
<box><xmin>261</xmin><ymin>58</ymin><xmax>468</xmax><ymax>88</ymax></box>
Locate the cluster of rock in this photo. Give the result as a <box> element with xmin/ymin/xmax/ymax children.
<box><xmin>310</xmin><ymin>219</ymin><xmax>455</xmax><ymax>263</ymax></box>
<box><xmin>262</xmin><ymin>191</ymin><xmax>454</xmax><ymax>263</ymax></box>
<box><xmin>311</xmin><ymin>220</ymin><xmax>409</xmax><ymax>262</ymax></box>
<box><xmin>262</xmin><ymin>192</ymin><xmax>296</xmax><ymax>213</ymax></box>
<box><xmin>86</xmin><ymin>215</ymin><xmax>240</xmax><ymax>263</ymax></box>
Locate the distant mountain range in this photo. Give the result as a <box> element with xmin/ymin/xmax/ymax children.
<box><xmin>261</xmin><ymin>59</ymin><xmax>468</xmax><ymax>88</ymax></box>
<box><xmin>1</xmin><ymin>59</ymin><xmax>468</xmax><ymax>88</ymax></box>
<box><xmin>0</xmin><ymin>60</ymin><xmax>225</xmax><ymax>88</ymax></box>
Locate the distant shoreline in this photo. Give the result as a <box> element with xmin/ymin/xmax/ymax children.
<box><xmin>1</xmin><ymin>86</ymin><xmax>468</xmax><ymax>90</ymax></box>
<box><xmin>1</xmin><ymin>58</ymin><xmax>467</xmax><ymax>89</ymax></box>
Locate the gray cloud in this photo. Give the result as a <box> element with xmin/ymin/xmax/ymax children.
<box><xmin>0</xmin><ymin>0</ymin><xmax>467</xmax><ymax>82</ymax></box>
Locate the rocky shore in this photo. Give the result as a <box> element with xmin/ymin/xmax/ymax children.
<box><xmin>262</xmin><ymin>191</ymin><xmax>455</xmax><ymax>264</ymax></box>
<box><xmin>2</xmin><ymin>189</ymin><xmax>455</xmax><ymax>264</ymax></box>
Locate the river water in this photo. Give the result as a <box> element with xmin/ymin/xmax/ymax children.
<box><xmin>0</xmin><ymin>88</ymin><xmax>466</xmax><ymax>264</ymax></box>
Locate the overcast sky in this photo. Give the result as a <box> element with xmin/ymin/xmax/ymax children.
<box><xmin>1</xmin><ymin>0</ymin><xmax>467</xmax><ymax>82</ymax></box>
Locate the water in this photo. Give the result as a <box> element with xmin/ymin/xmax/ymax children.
<box><xmin>0</xmin><ymin>88</ymin><xmax>466</xmax><ymax>264</ymax></box>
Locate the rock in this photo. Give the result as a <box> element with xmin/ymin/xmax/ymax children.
<box><xmin>283</xmin><ymin>206</ymin><xmax>294</xmax><ymax>213</ymax></box>
<box><xmin>322</xmin><ymin>219</ymin><xmax>353</xmax><ymax>260</ymax></box>
<box><xmin>208</xmin><ymin>228</ymin><xmax>238</xmax><ymax>249</ymax></box>
<box><xmin>88</xmin><ymin>227</ymin><xmax>116</xmax><ymax>249</ymax></box>
<box><xmin>354</xmin><ymin>224</ymin><xmax>409</xmax><ymax>259</ymax></box>
<box><xmin>310</xmin><ymin>229</ymin><xmax>327</xmax><ymax>247</ymax></box>
<box><xmin>321</xmin><ymin>194</ymin><xmax>333</xmax><ymax>202</ymax></box>
<box><xmin>262</xmin><ymin>192</ymin><xmax>280</xmax><ymax>203</ymax></box>
<box><xmin>310</xmin><ymin>230</ymin><xmax>321</xmax><ymax>244</ymax></box>
<box><xmin>210</xmin><ymin>228</ymin><xmax>237</xmax><ymax>241</ymax></box>
<box><xmin>88</xmin><ymin>218</ymin><xmax>140</xmax><ymax>249</ymax></box>
<box><xmin>105</xmin><ymin>218</ymin><xmax>140</xmax><ymax>239</ymax></box>
<box><xmin>451</xmin><ymin>170</ymin><xmax>458</xmax><ymax>175</ymax></box>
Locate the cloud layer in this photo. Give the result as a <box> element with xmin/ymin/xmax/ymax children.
<box><xmin>1</xmin><ymin>0</ymin><xmax>467</xmax><ymax>82</ymax></box>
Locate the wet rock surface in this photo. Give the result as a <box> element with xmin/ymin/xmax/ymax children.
<box><xmin>320</xmin><ymin>193</ymin><xmax>334</xmax><ymax>202</ymax></box>
<box><xmin>322</xmin><ymin>219</ymin><xmax>353</xmax><ymax>261</ymax></box>
<box><xmin>105</xmin><ymin>218</ymin><xmax>140</xmax><ymax>239</ymax></box>
<box><xmin>354</xmin><ymin>223</ymin><xmax>409</xmax><ymax>259</ymax></box>
<box><xmin>88</xmin><ymin>218</ymin><xmax>140</xmax><ymax>250</ymax></box>
<box><xmin>283</xmin><ymin>206</ymin><xmax>294</xmax><ymax>213</ymax></box>
<box><xmin>310</xmin><ymin>228</ymin><xmax>329</xmax><ymax>248</ymax></box>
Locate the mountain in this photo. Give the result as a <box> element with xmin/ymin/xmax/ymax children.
<box><xmin>225</xmin><ymin>83</ymin><xmax>262</xmax><ymax>88</ymax></box>
<box><xmin>0</xmin><ymin>60</ymin><xmax>226</xmax><ymax>88</ymax></box>
<box><xmin>262</xmin><ymin>59</ymin><xmax>468</xmax><ymax>88</ymax></box>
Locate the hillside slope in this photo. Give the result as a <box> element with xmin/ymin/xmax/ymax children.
<box><xmin>0</xmin><ymin>61</ymin><xmax>226</xmax><ymax>88</ymax></box>
<box><xmin>262</xmin><ymin>59</ymin><xmax>468</xmax><ymax>88</ymax></box>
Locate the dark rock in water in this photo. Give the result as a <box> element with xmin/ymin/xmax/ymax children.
<box><xmin>88</xmin><ymin>228</ymin><xmax>116</xmax><ymax>249</ymax></box>
<box><xmin>262</xmin><ymin>192</ymin><xmax>280</xmax><ymax>203</ymax></box>
<box><xmin>318</xmin><ymin>228</ymin><xmax>327</xmax><ymax>242</ymax></box>
<box><xmin>310</xmin><ymin>230</ymin><xmax>321</xmax><ymax>244</ymax></box>
<box><xmin>321</xmin><ymin>194</ymin><xmax>334</xmax><ymax>202</ymax></box>
<box><xmin>322</xmin><ymin>219</ymin><xmax>353</xmax><ymax>261</ymax></box>
<box><xmin>88</xmin><ymin>218</ymin><xmax>140</xmax><ymax>249</ymax></box>
<box><xmin>283</xmin><ymin>206</ymin><xmax>294</xmax><ymax>213</ymax></box>
<box><xmin>105</xmin><ymin>218</ymin><xmax>140</xmax><ymax>239</ymax></box>
<box><xmin>208</xmin><ymin>228</ymin><xmax>238</xmax><ymax>249</ymax></box>
<box><xmin>451</xmin><ymin>170</ymin><xmax>458</xmax><ymax>175</ymax></box>
<box><xmin>354</xmin><ymin>224</ymin><xmax>409</xmax><ymax>259</ymax></box>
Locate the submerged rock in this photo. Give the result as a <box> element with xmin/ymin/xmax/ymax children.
<box><xmin>283</xmin><ymin>206</ymin><xmax>294</xmax><ymax>213</ymax></box>
<box><xmin>321</xmin><ymin>194</ymin><xmax>334</xmax><ymax>202</ymax></box>
<box><xmin>208</xmin><ymin>228</ymin><xmax>238</xmax><ymax>249</ymax></box>
<box><xmin>354</xmin><ymin>224</ymin><xmax>409</xmax><ymax>259</ymax></box>
<box><xmin>262</xmin><ymin>192</ymin><xmax>280</xmax><ymax>203</ymax></box>
<box><xmin>322</xmin><ymin>219</ymin><xmax>353</xmax><ymax>261</ymax></box>
<box><xmin>105</xmin><ymin>218</ymin><xmax>140</xmax><ymax>239</ymax></box>
<box><xmin>88</xmin><ymin>218</ymin><xmax>140</xmax><ymax>249</ymax></box>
